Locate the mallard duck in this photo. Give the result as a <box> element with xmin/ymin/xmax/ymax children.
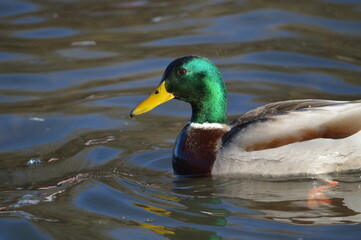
<box><xmin>130</xmin><ymin>56</ymin><xmax>361</xmax><ymax>178</ymax></box>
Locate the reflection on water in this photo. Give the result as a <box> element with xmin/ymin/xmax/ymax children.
<box><xmin>0</xmin><ymin>0</ymin><xmax>361</xmax><ymax>239</ymax></box>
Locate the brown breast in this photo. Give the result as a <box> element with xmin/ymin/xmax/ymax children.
<box><xmin>172</xmin><ymin>124</ymin><xmax>229</xmax><ymax>177</ymax></box>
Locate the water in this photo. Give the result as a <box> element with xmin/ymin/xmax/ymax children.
<box><xmin>0</xmin><ymin>0</ymin><xmax>361</xmax><ymax>239</ymax></box>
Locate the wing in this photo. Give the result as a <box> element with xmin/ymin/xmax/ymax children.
<box><xmin>223</xmin><ymin>100</ymin><xmax>361</xmax><ymax>151</ymax></box>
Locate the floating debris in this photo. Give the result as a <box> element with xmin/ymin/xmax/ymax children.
<box><xmin>48</xmin><ymin>157</ymin><xmax>60</xmax><ymax>162</ymax></box>
<box><xmin>37</xmin><ymin>186</ymin><xmax>56</xmax><ymax>190</ymax></box>
<box><xmin>25</xmin><ymin>158</ymin><xmax>42</xmax><ymax>166</ymax></box>
<box><xmin>85</xmin><ymin>136</ymin><xmax>115</xmax><ymax>146</ymax></box>
<box><xmin>151</xmin><ymin>16</ymin><xmax>163</xmax><ymax>23</ymax></box>
<box><xmin>151</xmin><ymin>14</ymin><xmax>175</xmax><ymax>23</ymax></box>
<box><xmin>44</xmin><ymin>190</ymin><xmax>65</xmax><ymax>202</ymax></box>
<box><xmin>29</xmin><ymin>117</ymin><xmax>44</xmax><ymax>122</ymax></box>
<box><xmin>71</xmin><ymin>40</ymin><xmax>97</xmax><ymax>46</ymax></box>
<box><xmin>145</xmin><ymin>218</ymin><xmax>156</xmax><ymax>223</ymax></box>
<box><xmin>57</xmin><ymin>173</ymin><xmax>88</xmax><ymax>186</ymax></box>
<box><xmin>335</xmin><ymin>55</ymin><xmax>354</xmax><ymax>62</ymax></box>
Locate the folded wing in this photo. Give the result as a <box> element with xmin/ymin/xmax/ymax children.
<box><xmin>223</xmin><ymin>100</ymin><xmax>361</xmax><ymax>151</ymax></box>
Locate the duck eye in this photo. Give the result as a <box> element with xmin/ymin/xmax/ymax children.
<box><xmin>177</xmin><ymin>68</ymin><xmax>187</xmax><ymax>76</ymax></box>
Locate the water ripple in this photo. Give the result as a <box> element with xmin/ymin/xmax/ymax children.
<box><xmin>0</xmin><ymin>0</ymin><xmax>39</xmax><ymax>18</ymax></box>
<box><xmin>13</xmin><ymin>27</ymin><xmax>79</xmax><ymax>39</ymax></box>
<box><xmin>1</xmin><ymin>0</ymin><xmax>361</xmax><ymax>239</ymax></box>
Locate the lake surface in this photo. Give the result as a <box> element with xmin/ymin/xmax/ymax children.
<box><xmin>1</xmin><ymin>0</ymin><xmax>361</xmax><ymax>239</ymax></box>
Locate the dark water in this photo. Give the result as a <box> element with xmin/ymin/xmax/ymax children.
<box><xmin>1</xmin><ymin>0</ymin><xmax>361</xmax><ymax>239</ymax></box>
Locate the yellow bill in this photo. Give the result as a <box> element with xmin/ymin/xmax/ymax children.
<box><xmin>130</xmin><ymin>81</ymin><xmax>174</xmax><ymax>117</ymax></box>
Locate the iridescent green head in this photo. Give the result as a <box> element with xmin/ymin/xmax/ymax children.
<box><xmin>131</xmin><ymin>56</ymin><xmax>228</xmax><ymax>124</ymax></box>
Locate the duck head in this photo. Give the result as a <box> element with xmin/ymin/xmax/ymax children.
<box><xmin>130</xmin><ymin>56</ymin><xmax>228</xmax><ymax>124</ymax></box>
